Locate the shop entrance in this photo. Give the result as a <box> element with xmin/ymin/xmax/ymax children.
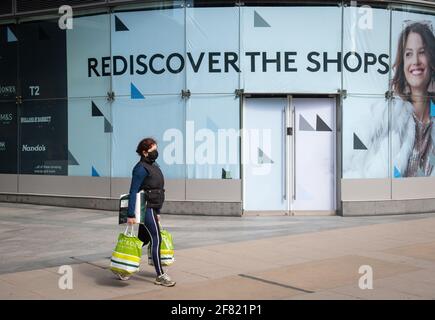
<box><xmin>242</xmin><ymin>95</ymin><xmax>336</xmax><ymax>215</ymax></box>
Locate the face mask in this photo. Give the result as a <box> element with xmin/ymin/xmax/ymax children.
<box><xmin>147</xmin><ymin>150</ymin><xmax>159</xmax><ymax>162</ymax></box>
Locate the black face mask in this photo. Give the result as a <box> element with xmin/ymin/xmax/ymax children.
<box><xmin>146</xmin><ymin>150</ymin><xmax>159</xmax><ymax>163</ymax></box>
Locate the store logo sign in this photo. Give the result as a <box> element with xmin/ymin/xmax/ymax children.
<box><xmin>0</xmin><ymin>86</ymin><xmax>16</xmax><ymax>96</ymax></box>
<box><xmin>22</xmin><ymin>144</ymin><xmax>46</xmax><ymax>152</ymax></box>
<box><xmin>21</xmin><ymin>116</ymin><xmax>52</xmax><ymax>124</ymax></box>
<box><xmin>0</xmin><ymin>113</ymin><xmax>13</xmax><ymax>121</ymax></box>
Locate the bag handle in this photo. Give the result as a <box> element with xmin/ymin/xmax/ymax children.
<box><xmin>124</xmin><ymin>223</ymin><xmax>135</xmax><ymax>236</ymax></box>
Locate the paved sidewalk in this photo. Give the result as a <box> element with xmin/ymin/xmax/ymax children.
<box><xmin>0</xmin><ymin>202</ymin><xmax>435</xmax><ymax>299</ymax></box>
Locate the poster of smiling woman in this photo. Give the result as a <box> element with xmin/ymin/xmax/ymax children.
<box><xmin>391</xmin><ymin>13</ymin><xmax>435</xmax><ymax>178</ymax></box>
<box><xmin>343</xmin><ymin>9</ymin><xmax>435</xmax><ymax>179</ymax></box>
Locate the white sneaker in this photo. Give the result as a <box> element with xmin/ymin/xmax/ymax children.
<box><xmin>154</xmin><ymin>273</ymin><xmax>176</xmax><ymax>287</ymax></box>
<box><xmin>117</xmin><ymin>273</ymin><xmax>131</xmax><ymax>281</ymax></box>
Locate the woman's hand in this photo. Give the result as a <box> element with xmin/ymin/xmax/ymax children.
<box><xmin>127</xmin><ymin>217</ymin><xmax>136</xmax><ymax>225</ymax></box>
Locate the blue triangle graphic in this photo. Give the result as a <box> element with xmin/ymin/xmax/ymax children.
<box><xmin>131</xmin><ymin>83</ymin><xmax>144</xmax><ymax>99</ymax></box>
<box><xmin>92</xmin><ymin>166</ymin><xmax>100</xmax><ymax>177</ymax></box>
<box><xmin>7</xmin><ymin>27</ymin><xmax>17</xmax><ymax>42</ymax></box>
<box><xmin>431</xmin><ymin>99</ymin><xmax>435</xmax><ymax>117</ymax></box>
<box><xmin>394</xmin><ymin>166</ymin><xmax>401</xmax><ymax>178</ymax></box>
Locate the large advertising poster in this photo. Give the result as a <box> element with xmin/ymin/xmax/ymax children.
<box><xmin>18</xmin><ymin>21</ymin><xmax>67</xmax><ymax>100</ymax></box>
<box><xmin>390</xmin><ymin>10</ymin><xmax>435</xmax><ymax>178</ymax></box>
<box><xmin>2</xmin><ymin>5</ymin><xmax>434</xmax><ymax>179</ymax></box>
<box><xmin>343</xmin><ymin>7</ymin><xmax>390</xmax><ymax>94</ymax></box>
<box><xmin>110</xmin><ymin>9</ymin><xmax>185</xmax><ymax>96</ymax></box>
<box><xmin>342</xmin><ymin>9</ymin><xmax>435</xmax><ymax>179</ymax></box>
<box><xmin>66</xmin><ymin>14</ymin><xmax>111</xmax><ymax>177</ymax></box>
<box><xmin>66</xmin><ymin>14</ymin><xmax>110</xmax><ymax>98</ymax></box>
<box><xmin>67</xmin><ymin>98</ymin><xmax>112</xmax><ymax>178</ymax></box>
<box><xmin>241</xmin><ymin>6</ymin><xmax>342</xmax><ymax>93</ymax></box>
<box><xmin>0</xmin><ymin>24</ymin><xmax>17</xmax><ymax>100</ymax></box>
<box><xmin>0</xmin><ymin>24</ymin><xmax>18</xmax><ymax>174</ymax></box>
<box><xmin>18</xmin><ymin>20</ymin><xmax>68</xmax><ymax>175</ymax></box>
<box><xmin>19</xmin><ymin>100</ymin><xmax>68</xmax><ymax>175</ymax></box>
<box><xmin>186</xmin><ymin>7</ymin><xmax>239</xmax><ymax>94</ymax></box>
<box><xmin>0</xmin><ymin>102</ymin><xmax>17</xmax><ymax>174</ymax></box>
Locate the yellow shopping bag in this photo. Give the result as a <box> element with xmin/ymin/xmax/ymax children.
<box><xmin>148</xmin><ymin>226</ymin><xmax>175</xmax><ymax>267</ymax></box>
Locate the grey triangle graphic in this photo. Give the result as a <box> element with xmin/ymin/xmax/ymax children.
<box><xmin>68</xmin><ymin>150</ymin><xmax>79</xmax><ymax>165</ymax></box>
<box><xmin>353</xmin><ymin>133</ymin><xmax>368</xmax><ymax>150</ymax></box>
<box><xmin>258</xmin><ymin>148</ymin><xmax>274</xmax><ymax>164</ymax></box>
<box><xmin>299</xmin><ymin>114</ymin><xmax>315</xmax><ymax>131</ymax></box>
<box><xmin>92</xmin><ymin>101</ymin><xmax>104</xmax><ymax>117</ymax></box>
<box><xmin>104</xmin><ymin>117</ymin><xmax>113</xmax><ymax>133</ymax></box>
<box><xmin>115</xmin><ymin>16</ymin><xmax>129</xmax><ymax>31</ymax></box>
<box><xmin>254</xmin><ymin>11</ymin><xmax>271</xmax><ymax>28</ymax></box>
<box><xmin>316</xmin><ymin>115</ymin><xmax>332</xmax><ymax>132</ymax></box>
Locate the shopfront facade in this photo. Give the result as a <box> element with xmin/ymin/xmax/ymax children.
<box><xmin>0</xmin><ymin>0</ymin><xmax>434</xmax><ymax>216</ymax></box>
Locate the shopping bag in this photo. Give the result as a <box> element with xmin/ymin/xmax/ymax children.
<box><xmin>118</xmin><ymin>190</ymin><xmax>146</xmax><ymax>224</ymax></box>
<box><xmin>148</xmin><ymin>225</ymin><xmax>175</xmax><ymax>267</ymax></box>
<box><xmin>110</xmin><ymin>224</ymin><xmax>144</xmax><ymax>277</ymax></box>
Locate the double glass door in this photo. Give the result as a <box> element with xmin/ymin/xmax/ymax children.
<box><xmin>243</xmin><ymin>96</ymin><xmax>336</xmax><ymax>214</ymax></box>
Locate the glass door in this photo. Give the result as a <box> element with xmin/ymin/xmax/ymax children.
<box><xmin>243</xmin><ymin>97</ymin><xmax>290</xmax><ymax>213</ymax></box>
<box><xmin>291</xmin><ymin>97</ymin><xmax>336</xmax><ymax>214</ymax></box>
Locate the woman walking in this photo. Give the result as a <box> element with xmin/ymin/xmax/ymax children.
<box><xmin>122</xmin><ymin>137</ymin><xmax>176</xmax><ymax>287</ymax></box>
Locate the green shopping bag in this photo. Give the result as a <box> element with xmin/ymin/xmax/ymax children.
<box><xmin>110</xmin><ymin>224</ymin><xmax>144</xmax><ymax>277</ymax></box>
<box><xmin>148</xmin><ymin>225</ymin><xmax>175</xmax><ymax>267</ymax></box>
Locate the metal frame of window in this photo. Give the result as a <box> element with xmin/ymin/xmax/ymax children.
<box><xmin>0</xmin><ymin>0</ymin><xmax>432</xmax><ymax>20</ymax></box>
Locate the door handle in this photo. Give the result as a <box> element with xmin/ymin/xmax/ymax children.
<box><xmin>282</xmin><ymin>108</ymin><xmax>287</xmax><ymax>200</ymax></box>
<box><xmin>293</xmin><ymin>108</ymin><xmax>296</xmax><ymax>201</ymax></box>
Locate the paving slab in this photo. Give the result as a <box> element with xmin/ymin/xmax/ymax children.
<box><xmin>330</xmin><ymin>284</ymin><xmax>424</xmax><ymax>300</ymax></box>
<box><xmin>384</xmin><ymin>241</ymin><xmax>435</xmax><ymax>262</ymax></box>
<box><xmin>1</xmin><ymin>203</ymin><xmax>435</xmax><ymax>299</ymax></box>
<box><xmin>234</xmin><ymin>255</ymin><xmax>420</xmax><ymax>292</ymax></box>
<box><xmin>115</xmin><ymin>274</ymin><xmax>303</xmax><ymax>300</ymax></box>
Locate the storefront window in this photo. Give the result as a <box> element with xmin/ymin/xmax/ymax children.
<box><xmin>111</xmin><ymin>6</ymin><xmax>185</xmax><ymax>96</ymax></box>
<box><xmin>342</xmin><ymin>94</ymin><xmax>390</xmax><ymax>179</ymax></box>
<box><xmin>111</xmin><ymin>95</ymin><xmax>186</xmax><ymax>179</ymax></box>
<box><xmin>66</xmin><ymin>13</ymin><xmax>112</xmax><ymax>177</ymax></box>
<box><xmin>390</xmin><ymin>6</ymin><xmax>435</xmax><ymax>178</ymax></box>
<box><xmin>240</xmin><ymin>5</ymin><xmax>342</xmax><ymax>93</ymax></box>
<box><xmin>1</xmin><ymin>0</ymin><xmax>435</xmax><ymax>193</ymax></box>
<box><xmin>186</xmin><ymin>6</ymin><xmax>240</xmax><ymax>94</ymax></box>
<box><xmin>342</xmin><ymin>4</ymin><xmax>391</xmax><ymax>95</ymax></box>
<box><xmin>186</xmin><ymin>94</ymin><xmax>240</xmax><ymax>179</ymax></box>
<box><xmin>0</xmin><ymin>23</ymin><xmax>18</xmax><ymax>174</ymax></box>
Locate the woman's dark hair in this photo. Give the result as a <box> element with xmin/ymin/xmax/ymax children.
<box><xmin>392</xmin><ymin>21</ymin><xmax>435</xmax><ymax>100</ymax></box>
<box><xmin>136</xmin><ymin>137</ymin><xmax>157</xmax><ymax>156</ymax></box>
